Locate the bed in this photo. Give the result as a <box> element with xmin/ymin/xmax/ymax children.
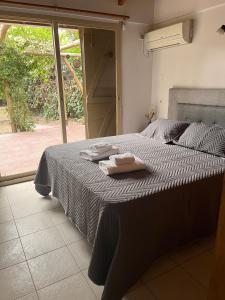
<box><xmin>35</xmin><ymin>88</ymin><xmax>225</xmax><ymax>300</ymax></box>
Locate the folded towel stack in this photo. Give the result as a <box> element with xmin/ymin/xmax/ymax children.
<box><xmin>109</xmin><ymin>152</ymin><xmax>135</xmax><ymax>165</ymax></box>
<box><xmin>89</xmin><ymin>142</ymin><xmax>113</xmax><ymax>153</ymax></box>
<box><xmin>99</xmin><ymin>153</ymin><xmax>145</xmax><ymax>175</ymax></box>
<box><xmin>80</xmin><ymin>142</ymin><xmax>119</xmax><ymax>161</ymax></box>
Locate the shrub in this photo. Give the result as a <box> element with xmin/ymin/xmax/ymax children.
<box><xmin>11</xmin><ymin>87</ymin><xmax>34</xmax><ymax>131</ymax></box>
<box><xmin>0</xmin><ymin>25</ymin><xmax>84</xmax><ymax>131</ymax></box>
<box><xmin>26</xmin><ymin>78</ymin><xmax>84</xmax><ymax>121</ymax></box>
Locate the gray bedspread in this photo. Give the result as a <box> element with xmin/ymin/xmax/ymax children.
<box><xmin>35</xmin><ymin>133</ymin><xmax>225</xmax><ymax>300</ymax></box>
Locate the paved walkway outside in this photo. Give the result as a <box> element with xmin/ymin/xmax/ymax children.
<box><xmin>0</xmin><ymin>121</ymin><xmax>85</xmax><ymax>177</ymax></box>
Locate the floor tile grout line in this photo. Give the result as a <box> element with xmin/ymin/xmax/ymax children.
<box><xmin>14</xmin><ymin>218</ymin><xmax>75</xmax><ymax>240</ymax></box>
<box><xmin>11</xmin><ymin>203</ymin><xmax>40</xmax><ymax>300</ymax></box>
<box><xmin>142</xmin><ymin>283</ymin><xmax>159</xmax><ymax>300</ymax></box>
<box><xmin>168</xmin><ymin>246</ymin><xmax>212</xmax><ymax>267</ymax></box>
<box><xmin>25</xmin><ymin>260</ymin><xmax>41</xmax><ymax>300</ymax></box>
<box><xmin>55</xmin><ymin>222</ymin><xmax>85</xmax><ymax>246</ymax></box>
<box><xmin>18</xmin><ymin>224</ymin><xmax>57</xmax><ymax>238</ymax></box>
<box><xmin>8</xmin><ymin>202</ymin><xmax>20</xmax><ymax>240</ymax></box>
<box><xmin>0</xmin><ymin>221</ymin><xmax>84</xmax><ymax>260</ymax></box>
<box><xmin>11</xmin><ymin>209</ymin><xmax>71</xmax><ymax>230</ymax></box>
<box><xmin>142</xmin><ymin>262</ymin><xmax>209</xmax><ymax>292</ymax></box>
<box><xmin>25</xmin><ymin>243</ymin><xmax>67</xmax><ymax>262</ymax></box>
<box><xmin>18</xmin><ymin>224</ymin><xmax>59</xmax><ymax>239</ymax></box>
<box><xmin>11</xmin><ymin>206</ymin><xmax>59</xmax><ymax>221</ymax></box>
<box><xmin>14</xmin><ymin>291</ymin><xmax>39</xmax><ymax>300</ymax></box>
<box><xmin>170</xmin><ymin>247</ymin><xmax>213</xmax><ymax>266</ymax></box>
<box><xmin>140</xmin><ymin>254</ymin><xmax>182</xmax><ymax>285</ymax></box>
<box><xmin>179</xmin><ymin>263</ymin><xmax>210</xmax><ymax>290</ymax></box>
<box><xmin>140</xmin><ymin>264</ymin><xmax>178</xmax><ymax>285</ymax></box>
<box><xmin>5</xmin><ymin>190</ymin><xmax>84</xmax><ymax>242</ymax></box>
<box><xmin>17</xmin><ymin>248</ymin><xmax>39</xmax><ymax>298</ymax></box>
<box><xmin>0</xmin><ymin>203</ymin><xmax>14</xmax><ymax>224</ymax></box>
<box><xmin>0</xmin><ymin>224</ymin><xmax>19</xmax><ymax>244</ymax></box>
<box><xmin>36</xmin><ymin>269</ymin><xmax>82</xmax><ymax>294</ymax></box>
<box><xmin>0</xmin><ymin>194</ymin><xmax>10</xmax><ymax>209</ymax></box>
<box><xmin>140</xmin><ymin>249</ymin><xmax>211</xmax><ymax>296</ymax></box>
<box><xmin>0</xmin><ymin>243</ymin><xmax>81</xmax><ymax>277</ymax></box>
<box><xmin>3</xmin><ymin>183</ymin><xmax>212</xmax><ymax>299</ymax></box>
<box><xmin>80</xmin><ymin>270</ymin><xmax>99</xmax><ymax>300</ymax></box>
<box><xmin>0</xmin><ymin>255</ymin><xmax>26</xmax><ymax>272</ymax></box>
<box><xmin>0</xmin><ymin>260</ymin><xmax>24</xmax><ymax>272</ymax></box>
<box><xmin>9</xmin><ymin>193</ymin><xmax>61</xmax><ymax>220</ymax></box>
<box><xmin>18</xmin><ymin>222</ymin><xmax>69</xmax><ymax>240</ymax></box>
<box><xmin>0</xmin><ymin>222</ymin><xmax>56</xmax><ymax>244</ymax></box>
<box><xmin>26</xmin><ymin>245</ymin><xmax>82</xmax><ymax>297</ymax></box>
<box><xmin>0</xmin><ymin>241</ymin><xmax>209</xmax><ymax>299</ymax></box>
<box><xmin>66</xmin><ymin>242</ymin><xmax>88</xmax><ymax>271</ymax></box>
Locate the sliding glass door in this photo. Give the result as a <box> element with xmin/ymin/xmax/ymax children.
<box><xmin>0</xmin><ymin>18</ymin><xmax>118</xmax><ymax>183</ymax></box>
<box><xmin>57</xmin><ymin>25</ymin><xmax>85</xmax><ymax>143</ymax></box>
<box><xmin>0</xmin><ymin>20</ymin><xmax>85</xmax><ymax>181</ymax></box>
<box><xmin>0</xmin><ymin>22</ymin><xmax>63</xmax><ymax>179</ymax></box>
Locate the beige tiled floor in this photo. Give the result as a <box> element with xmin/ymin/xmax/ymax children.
<box><xmin>0</xmin><ymin>182</ymin><xmax>215</xmax><ymax>300</ymax></box>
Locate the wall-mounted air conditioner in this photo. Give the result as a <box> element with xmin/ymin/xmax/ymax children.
<box><xmin>144</xmin><ymin>20</ymin><xmax>193</xmax><ymax>51</ymax></box>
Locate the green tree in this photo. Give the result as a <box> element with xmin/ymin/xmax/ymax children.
<box><xmin>0</xmin><ymin>24</ymin><xmax>84</xmax><ymax>132</ymax></box>
<box><xmin>0</xmin><ymin>42</ymin><xmax>34</xmax><ymax>131</ymax></box>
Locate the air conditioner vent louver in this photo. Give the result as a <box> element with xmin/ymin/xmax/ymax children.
<box><xmin>144</xmin><ymin>20</ymin><xmax>193</xmax><ymax>51</ymax></box>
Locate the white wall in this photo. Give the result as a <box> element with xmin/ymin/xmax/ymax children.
<box><xmin>121</xmin><ymin>23</ymin><xmax>152</xmax><ymax>133</ymax></box>
<box><xmin>151</xmin><ymin>1</ymin><xmax>225</xmax><ymax>118</ymax></box>
<box><xmin>154</xmin><ymin>0</ymin><xmax>225</xmax><ymax>23</ymax></box>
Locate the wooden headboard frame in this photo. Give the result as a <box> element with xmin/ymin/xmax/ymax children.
<box><xmin>168</xmin><ymin>88</ymin><xmax>225</xmax><ymax>127</ymax></box>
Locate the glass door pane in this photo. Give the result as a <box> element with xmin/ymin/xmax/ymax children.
<box><xmin>0</xmin><ymin>22</ymin><xmax>62</xmax><ymax>178</ymax></box>
<box><xmin>57</xmin><ymin>26</ymin><xmax>85</xmax><ymax>143</ymax></box>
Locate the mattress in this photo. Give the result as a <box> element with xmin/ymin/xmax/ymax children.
<box><xmin>35</xmin><ymin>133</ymin><xmax>225</xmax><ymax>299</ymax></box>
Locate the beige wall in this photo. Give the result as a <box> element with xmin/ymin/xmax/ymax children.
<box><xmin>151</xmin><ymin>1</ymin><xmax>225</xmax><ymax>118</ymax></box>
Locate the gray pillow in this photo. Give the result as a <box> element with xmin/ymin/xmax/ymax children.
<box><xmin>176</xmin><ymin>122</ymin><xmax>225</xmax><ymax>157</ymax></box>
<box><xmin>141</xmin><ymin>119</ymin><xmax>190</xmax><ymax>143</ymax></box>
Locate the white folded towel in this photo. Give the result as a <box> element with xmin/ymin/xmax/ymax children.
<box><xmin>99</xmin><ymin>156</ymin><xmax>145</xmax><ymax>175</ymax></box>
<box><xmin>80</xmin><ymin>146</ymin><xmax>119</xmax><ymax>161</ymax></box>
<box><xmin>89</xmin><ymin>142</ymin><xmax>113</xmax><ymax>153</ymax></box>
<box><xmin>109</xmin><ymin>152</ymin><xmax>135</xmax><ymax>165</ymax></box>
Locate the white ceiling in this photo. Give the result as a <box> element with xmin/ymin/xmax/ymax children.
<box><xmin>154</xmin><ymin>0</ymin><xmax>225</xmax><ymax>23</ymax></box>
<box><xmin>2</xmin><ymin>0</ymin><xmax>154</xmax><ymax>24</ymax></box>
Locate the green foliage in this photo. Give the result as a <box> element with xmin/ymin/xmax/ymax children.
<box><xmin>11</xmin><ymin>87</ymin><xmax>34</xmax><ymax>131</ymax></box>
<box><xmin>26</xmin><ymin>79</ymin><xmax>58</xmax><ymax>120</ymax></box>
<box><xmin>0</xmin><ymin>43</ymin><xmax>32</xmax><ymax>88</ymax></box>
<box><xmin>26</xmin><ymin>78</ymin><xmax>84</xmax><ymax>121</ymax></box>
<box><xmin>0</xmin><ymin>43</ymin><xmax>35</xmax><ymax>131</ymax></box>
<box><xmin>0</xmin><ymin>24</ymin><xmax>84</xmax><ymax>132</ymax></box>
<box><xmin>59</xmin><ymin>29</ymin><xmax>80</xmax><ymax>54</ymax></box>
<box><xmin>66</xmin><ymin>86</ymin><xmax>83</xmax><ymax>120</ymax></box>
<box><xmin>6</xmin><ymin>25</ymin><xmax>53</xmax><ymax>52</ymax></box>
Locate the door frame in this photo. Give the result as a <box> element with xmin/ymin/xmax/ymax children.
<box><xmin>0</xmin><ymin>9</ymin><xmax>122</xmax><ymax>133</ymax></box>
<box><xmin>0</xmin><ymin>10</ymin><xmax>122</xmax><ymax>184</ymax></box>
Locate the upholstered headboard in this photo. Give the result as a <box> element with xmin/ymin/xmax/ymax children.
<box><xmin>168</xmin><ymin>88</ymin><xmax>225</xmax><ymax>127</ymax></box>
